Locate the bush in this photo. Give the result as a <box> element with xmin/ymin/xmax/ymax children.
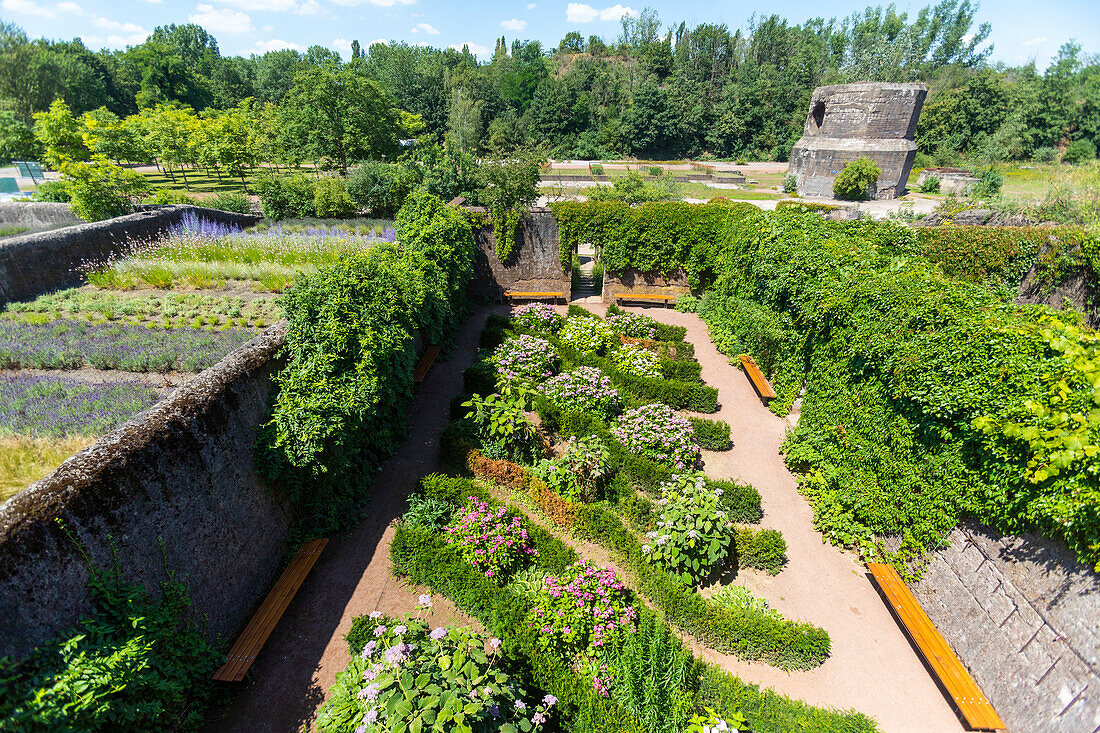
<box><xmin>512</xmin><ymin>303</ymin><xmax>564</xmax><ymax>333</ymax></box>
<box><xmin>1032</xmin><ymin>146</ymin><xmax>1058</xmax><ymax>163</ymax></box>
<box><xmin>733</xmin><ymin>527</ymin><xmax>787</xmax><ymax>575</ymax></box>
<box><xmin>918</xmin><ymin>176</ymin><xmax>941</xmax><ymax>194</ymax></box>
<box><xmin>491</xmin><ymin>334</ymin><xmax>559</xmax><ymax>385</ymax></box>
<box><xmin>558</xmin><ymin>316</ymin><xmax>617</xmax><ymax>355</ymax></box>
<box><xmin>203</xmin><ymin>191</ymin><xmax>252</xmax><ymax>214</ymax></box>
<box><xmin>530</xmin><ymin>561</ymin><xmax>637</xmax><ymax>657</ymax></box>
<box><xmin>711</xmin><ymin>479</ymin><xmax>762</xmax><ymax>524</ymax></box>
<box><xmin>463</xmin><ymin>391</ymin><xmax>541</xmax><ymax>462</ymax></box>
<box><xmin>312</xmin><ymin>176</ymin><xmax>356</xmax><ymax>218</ymax></box>
<box><xmin>644</xmin><ymin>472</ymin><xmax>736</xmax><ymax>584</ymax></box>
<box><xmin>445</xmin><ymin>495</ymin><xmax>539</xmax><ymax>580</ymax></box>
<box><xmin>690</xmin><ymin>417</ymin><xmax>731</xmax><ymax>450</ymax></box>
<box><xmin>532</xmin><ymin>434</ymin><xmax>610</xmax><ymax>502</ymax></box>
<box><xmin>612</xmin><ymin>404</ymin><xmax>700</xmax><ymax>469</ymax></box>
<box><xmin>145</xmin><ymin>187</ymin><xmax>196</xmax><ymax>205</ymax></box>
<box><xmin>783</xmin><ymin>174</ymin><xmax>797</xmax><ymax>193</ymax></box>
<box><xmin>61</xmin><ymin>157</ymin><xmax>151</xmax><ymax>221</ymax></box>
<box><xmin>539</xmin><ymin>366</ymin><xmax>621</xmax><ymax>420</ymax></box>
<box><xmin>970</xmin><ymin>165</ymin><xmax>1004</xmax><ymax>198</ymax></box>
<box><xmin>606</xmin><ymin>311</ymin><xmax>658</xmax><ymax>340</ymax></box>
<box><xmin>31</xmin><ymin>179</ymin><xmax>70</xmax><ymax>202</ymax></box>
<box><xmin>609</xmin><ymin>344</ymin><xmax>662</xmax><ymax>379</ymax></box>
<box><xmin>832</xmin><ymin>157</ymin><xmax>881</xmax><ymax>200</ymax></box>
<box><xmin>1062</xmin><ymin>139</ymin><xmax>1097</xmax><ymax>165</ymax></box>
<box><xmin>345</xmin><ymin>161</ymin><xmax>412</xmax><ymax>218</ymax></box>
<box><xmin>709</xmin><ymin>584</ymin><xmax>779</xmax><ymax>620</ymax></box>
<box><xmin>255</xmin><ymin>171</ymin><xmax>316</xmax><ymax>220</ymax></box>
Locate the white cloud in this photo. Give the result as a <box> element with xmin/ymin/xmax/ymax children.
<box><xmin>254</xmin><ymin>38</ymin><xmax>303</xmax><ymax>51</ymax></box>
<box><xmin>107</xmin><ymin>32</ymin><xmax>149</xmax><ymax>45</ymax></box>
<box><xmin>189</xmin><ymin>3</ymin><xmax>253</xmax><ymax>33</ymax></box>
<box><xmin>1</xmin><ymin>0</ymin><xmax>55</xmax><ymax>18</ymax></box>
<box><xmin>332</xmin><ymin>37</ymin><xmax>352</xmax><ymax>54</ymax></box>
<box><xmin>331</xmin><ymin>0</ymin><xmax>414</xmax><ymax>6</ymax></box>
<box><xmin>1022</xmin><ymin>36</ymin><xmax>1046</xmax><ymax>47</ymax></box>
<box><xmin>93</xmin><ymin>16</ymin><xmax>144</xmax><ymax>32</ymax></box>
<box><xmin>296</xmin><ymin>0</ymin><xmax>320</xmax><ymax>14</ymax></box>
<box><xmin>527</xmin><ymin>2</ymin><xmax>536</xmax><ymax>7</ymax></box>
<box><xmin>566</xmin><ymin>2</ymin><xmax>636</xmax><ymax>22</ymax></box>
<box><xmin>366</xmin><ymin>37</ymin><xmax>388</xmax><ymax>47</ymax></box>
<box><xmin>56</xmin><ymin>1</ymin><xmax>82</xmax><ymax>13</ymax></box>
<box><xmin>449</xmin><ymin>42</ymin><xmax>491</xmax><ymax>57</ymax></box>
<box><xmin>500</xmin><ymin>18</ymin><xmax>526</xmax><ymax>31</ymax></box>
<box><xmin>410</xmin><ymin>22</ymin><xmax>439</xmax><ymax>34</ymax></box>
<box><xmin>92</xmin><ymin>15</ymin><xmax>150</xmax><ymax>44</ymax></box>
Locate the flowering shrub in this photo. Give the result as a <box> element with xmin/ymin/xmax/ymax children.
<box><xmin>538</xmin><ymin>367</ymin><xmax>621</xmax><ymax>419</ymax></box>
<box><xmin>512</xmin><ymin>303</ymin><xmax>564</xmax><ymax>333</ymax></box>
<box><xmin>462</xmin><ymin>391</ymin><xmax>540</xmax><ymax>462</ymax></box>
<box><xmin>606</xmin><ymin>312</ymin><xmax>658</xmax><ymax>340</ymax></box>
<box><xmin>685</xmin><ymin>708</ymin><xmax>749</xmax><ymax>732</ymax></box>
<box><xmin>609</xmin><ymin>344</ymin><xmax>662</xmax><ymax>379</ymax></box>
<box><xmin>612</xmin><ymin>403</ymin><xmax>700</xmax><ymax>469</ymax></box>
<box><xmin>532</xmin><ymin>435</ymin><xmax>610</xmax><ymax>502</ymax></box>
<box><xmin>644</xmin><ymin>472</ymin><xmax>735</xmax><ymax>584</ymax></box>
<box><xmin>557</xmin><ymin>317</ymin><xmax>617</xmax><ymax>355</ymax></box>
<box><xmin>318</xmin><ymin>611</ymin><xmax>556</xmax><ymax>733</ymax></box>
<box><xmin>445</xmin><ymin>496</ymin><xmax>538</xmax><ymax>580</ymax></box>
<box><xmin>530</xmin><ymin>561</ymin><xmax>636</xmax><ymax>657</ymax></box>
<box><xmin>490</xmin><ymin>335</ymin><xmax>558</xmax><ymax>385</ymax></box>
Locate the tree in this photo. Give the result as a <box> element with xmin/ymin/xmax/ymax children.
<box><xmin>0</xmin><ymin>109</ymin><xmax>38</xmax><ymax>163</ymax></box>
<box><xmin>32</xmin><ymin>99</ymin><xmax>90</xmax><ymax>167</ymax></box>
<box><xmin>559</xmin><ymin>32</ymin><xmax>585</xmax><ymax>54</ymax></box>
<box><xmin>142</xmin><ymin>104</ymin><xmax>200</xmax><ymax>189</ymax></box>
<box><xmin>82</xmin><ymin>107</ymin><xmax>139</xmax><ymax>163</ymax></box>
<box><xmin>833</xmin><ymin>157</ymin><xmax>881</xmax><ymax>200</ymax></box>
<box><xmin>61</xmin><ymin>156</ymin><xmax>151</xmax><ymax>221</ymax></box>
<box><xmin>446</xmin><ymin>88</ymin><xmax>483</xmax><ymax>152</ymax></box>
<box><xmin>149</xmin><ymin>24</ymin><xmax>220</xmax><ymax>77</ymax></box>
<box><xmin>281</xmin><ymin>65</ymin><xmax>403</xmax><ymax>172</ymax></box>
<box><xmin>473</xmin><ymin>145</ymin><xmax>545</xmax><ymax>261</ymax></box>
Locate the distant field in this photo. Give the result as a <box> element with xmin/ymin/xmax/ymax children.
<box><xmin>140</xmin><ymin>167</ymin><xmax>257</xmax><ymax>195</ymax></box>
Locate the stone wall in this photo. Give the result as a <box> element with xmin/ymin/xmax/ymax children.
<box><xmin>469</xmin><ymin>208</ymin><xmax>571</xmax><ymax>299</ymax></box>
<box><xmin>1016</xmin><ymin>254</ymin><xmax>1100</xmax><ymax>330</ymax></box>
<box><xmin>789</xmin><ymin>82</ymin><xmax>927</xmax><ymax>200</ymax></box>
<box><xmin>0</xmin><ymin>324</ymin><xmax>290</xmax><ymax>660</ymax></box>
<box><xmin>0</xmin><ymin>205</ymin><xmax>259</xmax><ymax>307</ymax></box>
<box><xmin>602</xmin><ymin>268</ymin><xmax>691</xmax><ymax>303</ymax></box>
<box><xmin>0</xmin><ymin>201</ymin><xmax>82</xmax><ymax>230</ymax></box>
<box><xmin>911</xmin><ymin>522</ymin><xmax>1100</xmax><ymax>732</ymax></box>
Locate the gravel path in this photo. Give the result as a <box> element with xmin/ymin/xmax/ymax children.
<box><xmin>207</xmin><ymin>306</ymin><xmax>502</xmax><ymax>733</ymax></box>
<box><xmin>599</xmin><ymin>303</ymin><xmax>965</xmax><ymax>733</ymax></box>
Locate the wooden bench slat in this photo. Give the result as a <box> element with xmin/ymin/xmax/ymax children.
<box><xmin>867</xmin><ymin>563</ymin><xmax>1005</xmax><ymax>731</ymax></box>
<box><xmin>413</xmin><ymin>344</ymin><xmax>441</xmax><ymax>383</ymax></box>
<box><xmin>212</xmin><ymin>539</ymin><xmax>328</xmax><ymax>682</ymax></box>
<box><xmin>737</xmin><ymin>354</ymin><xmax>776</xmax><ymax>400</ymax></box>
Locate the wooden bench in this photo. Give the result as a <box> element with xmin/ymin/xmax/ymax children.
<box><xmin>504</xmin><ymin>291</ymin><xmax>564</xmax><ymax>304</ymax></box>
<box><xmin>737</xmin><ymin>354</ymin><xmax>776</xmax><ymax>401</ymax></box>
<box><xmin>613</xmin><ymin>292</ymin><xmax>676</xmax><ymax>307</ymax></box>
<box><xmin>212</xmin><ymin>538</ymin><xmax>328</xmax><ymax>682</ymax></box>
<box><xmin>413</xmin><ymin>344</ymin><xmax>441</xmax><ymax>383</ymax></box>
<box><xmin>867</xmin><ymin>563</ymin><xmax>1006</xmax><ymax>731</ymax></box>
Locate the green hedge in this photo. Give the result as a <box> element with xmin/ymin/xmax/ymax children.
<box><xmin>734</xmin><ymin>527</ymin><xmax>787</xmax><ymax>574</ymax></box>
<box><xmin>690</xmin><ymin>417</ymin><xmax>731</xmax><ymax>450</ymax></box>
<box><xmin>710</xmin><ymin>478</ymin><xmax>763</xmax><ymax>524</ymax></box>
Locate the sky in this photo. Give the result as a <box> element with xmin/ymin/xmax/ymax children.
<box><xmin>1</xmin><ymin>0</ymin><xmax>1098</xmax><ymax>69</ymax></box>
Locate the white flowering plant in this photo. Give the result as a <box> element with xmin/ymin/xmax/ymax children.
<box><xmin>609</xmin><ymin>343</ymin><xmax>662</xmax><ymax>379</ymax></box>
<box><xmin>557</xmin><ymin>317</ymin><xmax>617</xmax><ymax>355</ymax></box>
<box><xmin>317</xmin><ymin>612</ymin><xmax>557</xmax><ymax>733</ymax></box>
<box><xmin>643</xmin><ymin>472</ymin><xmax>735</xmax><ymax>585</ymax></box>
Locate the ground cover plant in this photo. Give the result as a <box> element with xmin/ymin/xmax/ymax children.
<box><xmin>0</xmin><ymin>374</ymin><xmax>161</xmax><ymax>437</ymax></box>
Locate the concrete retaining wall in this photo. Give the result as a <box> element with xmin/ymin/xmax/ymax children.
<box><xmin>0</xmin><ymin>205</ymin><xmax>260</xmax><ymax>307</ymax></box>
<box><xmin>911</xmin><ymin>522</ymin><xmax>1100</xmax><ymax>732</ymax></box>
<box><xmin>0</xmin><ymin>324</ymin><xmax>290</xmax><ymax>659</ymax></box>
<box><xmin>0</xmin><ymin>201</ymin><xmax>83</xmax><ymax>230</ymax></box>
<box><xmin>469</xmin><ymin>208</ymin><xmax>570</xmax><ymax>300</ymax></box>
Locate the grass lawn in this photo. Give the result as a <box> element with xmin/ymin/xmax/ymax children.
<box><xmin>141</xmin><ymin>167</ymin><xmax>258</xmax><ymax>195</ymax></box>
<box><xmin>0</xmin><ymin>436</ymin><xmax>95</xmax><ymax>503</ymax></box>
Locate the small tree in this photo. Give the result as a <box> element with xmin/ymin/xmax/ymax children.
<box><xmin>474</xmin><ymin>145</ymin><xmax>545</xmax><ymax>262</ymax></box>
<box><xmin>832</xmin><ymin>157</ymin><xmax>881</xmax><ymax>200</ymax></box>
<box><xmin>783</xmin><ymin>174</ymin><xmax>797</xmax><ymax>193</ymax></box>
<box><xmin>32</xmin><ymin>99</ymin><xmax>90</xmax><ymax>168</ymax></box>
<box><xmin>1063</xmin><ymin>139</ymin><xmax>1097</xmax><ymax>165</ymax></box>
<box><xmin>61</xmin><ymin>157</ymin><xmax>152</xmax><ymax>221</ymax></box>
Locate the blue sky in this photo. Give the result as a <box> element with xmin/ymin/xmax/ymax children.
<box><xmin>1</xmin><ymin>0</ymin><xmax>1097</xmax><ymax>68</ymax></box>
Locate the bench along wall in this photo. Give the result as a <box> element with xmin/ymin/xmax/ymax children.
<box><xmin>0</xmin><ymin>204</ymin><xmax>260</xmax><ymax>307</ymax></box>
<box><xmin>0</xmin><ymin>324</ymin><xmax>291</xmax><ymax>660</ymax></box>
<box><xmin>911</xmin><ymin>521</ymin><xmax>1099</xmax><ymax>733</ymax></box>
<box><xmin>602</xmin><ymin>267</ymin><xmax>691</xmax><ymax>303</ymax></box>
<box><xmin>467</xmin><ymin>208</ymin><xmax>571</xmax><ymax>300</ymax></box>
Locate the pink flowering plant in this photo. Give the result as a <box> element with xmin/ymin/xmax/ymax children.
<box><xmin>643</xmin><ymin>472</ymin><xmax>735</xmax><ymax>584</ymax></box>
<box><xmin>606</xmin><ymin>312</ymin><xmax>658</xmax><ymax>340</ymax></box>
<box><xmin>512</xmin><ymin>303</ymin><xmax>564</xmax><ymax>333</ymax></box>
<box><xmin>490</xmin><ymin>335</ymin><xmax>559</xmax><ymax>385</ymax></box>
<box><xmin>529</xmin><ymin>561</ymin><xmax>637</xmax><ymax>657</ymax></box>
<box><xmin>609</xmin><ymin>344</ymin><xmax>662</xmax><ymax>379</ymax></box>
<box><xmin>538</xmin><ymin>366</ymin><xmax>621</xmax><ymax>419</ymax></box>
<box><xmin>445</xmin><ymin>496</ymin><xmax>539</xmax><ymax>581</ymax></box>
<box><xmin>612</xmin><ymin>403</ymin><xmax>701</xmax><ymax>469</ymax></box>
<box><xmin>557</xmin><ymin>317</ymin><xmax>617</xmax><ymax>355</ymax></box>
<box><xmin>317</xmin><ymin>610</ymin><xmax>556</xmax><ymax>733</ymax></box>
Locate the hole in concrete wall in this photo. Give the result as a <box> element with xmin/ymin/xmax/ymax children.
<box><xmin>811</xmin><ymin>101</ymin><xmax>825</xmax><ymax>129</ymax></box>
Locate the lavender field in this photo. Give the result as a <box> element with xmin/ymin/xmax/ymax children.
<box><xmin>0</xmin><ymin>374</ymin><xmax>161</xmax><ymax>437</ymax></box>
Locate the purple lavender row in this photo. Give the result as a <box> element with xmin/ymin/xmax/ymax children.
<box><xmin>0</xmin><ymin>320</ymin><xmax>253</xmax><ymax>373</ymax></box>
<box><xmin>0</xmin><ymin>373</ymin><xmax>161</xmax><ymax>437</ymax></box>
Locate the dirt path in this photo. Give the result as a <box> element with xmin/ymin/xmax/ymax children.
<box><xmin>207</xmin><ymin>305</ymin><xmax>503</xmax><ymax>733</ymax></box>
<box><xmin>595</xmin><ymin>303</ymin><xmax>965</xmax><ymax>733</ymax></box>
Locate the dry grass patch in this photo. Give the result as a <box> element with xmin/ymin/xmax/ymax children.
<box><xmin>0</xmin><ymin>435</ymin><xmax>95</xmax><ymax>503</ymax></box>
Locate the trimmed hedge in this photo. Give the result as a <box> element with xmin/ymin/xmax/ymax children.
<box><xmin>690</xmin><ymin>417</ymin><xmax>731</xmax><ymax>450</ymax></box>
<box><xmin>711</xmin><ymin>478</ymin><xmax>763</xmax><ymax>524</ymax></box>
<box><xmin>734</xmin><ymin>527</ymin><xmax>787</xmax><ymax>574</ymax></box>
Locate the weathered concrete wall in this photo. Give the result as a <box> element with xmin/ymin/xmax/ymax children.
<box><xmin>911</xmin><ymin>522</ymin><xmax>1100</xmax><ymax>733</ymax></box>
<box><xmin>789</xmin><ymin>83</ymin><xmax>927</xmax><ymax>200</ymax></box>
<box><xmin>0</xmin><ymin>324</ymin><xmax>290</xmax><ymax>659</ymax></box>
<box><xmin>469</xmin><ymin>208</ymin><xmax>571</xmax><ymax>299</ymax></box>
<box><xmin>0</xmin><ymin>201</ymin><xmax>82</xmax><ymax>230</ymax></box>
<box><xmin>916</xmin><ymin>167</ymin><xmax>978</xmax><ymax>195</ymax></box>
<box><xmin>602</xmin><ymin>268</ymin><xmax>691</xmax><ymax>303</ymax></box>
<box><xmin>0</xmin><ymin>205</ymin><xmax>260</xmax><ymax>307</ymax></box>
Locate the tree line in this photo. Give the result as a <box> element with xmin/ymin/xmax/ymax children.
<box><xmin>1</xmin><ymin>1</ymin><xmax>1098</xmax><ymax>167</ymax></box>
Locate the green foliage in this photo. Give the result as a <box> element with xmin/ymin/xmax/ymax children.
<box><xmin>588</xmin><ymin>170</ymin><xmax>679</xmax><ymax>204</ymax></box>
<box><xmin>690</xmin><ymin>417</ymin><xmax>731</xmax><ymax>451</ymax></box>
<box><xmin>0</xmin><ymin>558</ymin><xmax>219</xmax><ymax>731</ymax></box>
<box><xmin>530</xmin><ymin>561</ymin><xmax>637</xmax><ymax>657</ymax></box>
<box><xmin>61</xmin><ymin>157</ymin><xmax>152</xmax><ymax>221</ymax></box>
<box><xmin>733</xmin><ymin>527</ymin><xmax>787</xmax><ymax>575</ymax></box>
<box><xmin>31</xmin><ymin>179</ymin><xmax>70</xmax><ymax>202</ymax></box>
<box><xmin>474</xmin><ymin>147</ymin><xmax>544</xmax><ymax>263</ymax></box>
<box><xmin>532</xmin><ymin>434</ymin><xmax>611</xmax><ymax>502</ymax></box>
<box><xmin>918</xmin><ymin>176</ymin><xmax>941</xmax><ymax>193</ymax></box>
<box><xmin>258</xmin><ymin>190</ymin><xmax>474</xmax><ymax>534</ymax></box>
<box><xmin>609</xmin><ymin>344</ymin><xmax>662</xmax><ymax>379</ymax></box>
<box><xmin>1063</xmin><ymin>139</ymin><xmax>1097</xmax><ymax>164</ymax></box>
<box><xmin>970</xmin><ymin>165</ymin><xmax>1004</xmax><ymax>197</ymax></box>
<box><xmin>463</xmin><ymin>391</ymin><xmax>540</xmax><ymax>463</ymax></box>
<box><xmin>686</xmin><ymin>708</ymin><xmax>749</xmax><ymax>732</ymax></box>
<box><xmin>203</xmin><ymin>191</ymin><xmax>251</xmax><ymax>214</ymax></box>
<box><xmin>783</xmin><ymin>175</ymin><xmax>797</xmax><ymax>194</ymax></box>
<box><xmin>832</xmin><ymin>157</ymin><xmax>881</xmax><ymax>201</ymax></box>
<box><xmin>558</xmin><ymin>316</ymin><xmax>618</xmax><ymax>355</ymax></box>
<box><xmin>644</xmin><ymin>472</ymin><xmax>736</xmax><ymax>584</ymax></box>
<box><xmin>346</xmin><ymin>161</ymin><xmax>413</xmax><ymax>218</ymax></box>
<box><xmin>312</xmin><ymin>176</ymin><xmax>355</xmax><ymax>218</ymax></box>
<box><xmin>709</xmin><ymin>585</ymin><xmax>779</xmax><ymax>620</ymax></box>
<box><xmin>254</xmin><ymin>171</ymin><xmax>316</xmax><ymax>220</ymax></box>
<box><xmin>32</xmin><ymin>99</ymin><xmax>89</xmax><ymax>168</ymax></box>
